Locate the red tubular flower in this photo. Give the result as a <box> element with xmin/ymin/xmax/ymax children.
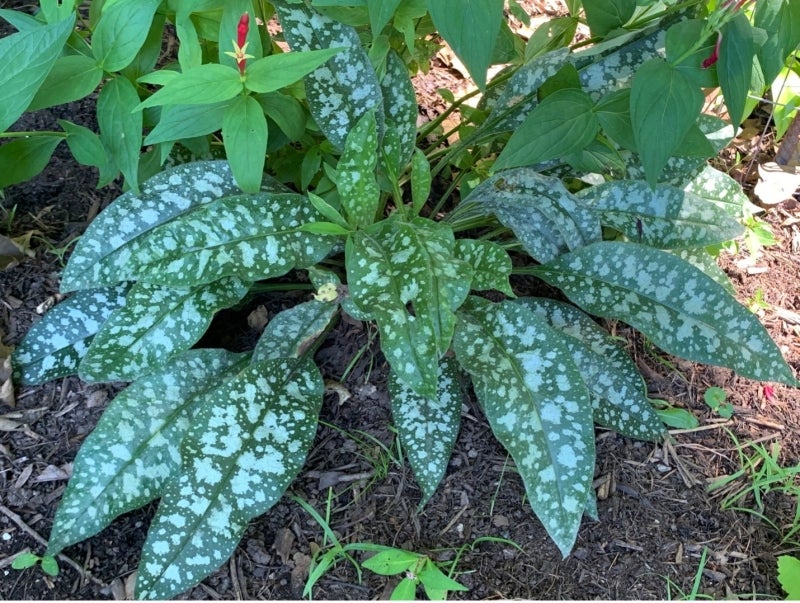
<box><xmin>702</xmin><ymin>33</ymin><xmax>721</xmax><ymax>69</ymax></box>
<box><xmin>224</xmin><ymin>12</ymin><xmax>254</xmax><ymax>75</ymax></box>
<box><xmin>763</xmin><ymin>385</ymin><xmax>776</xmax><ymax>402</ymax></box>
<box><xmin>237</xmin><ymin>12</ymin><xmax>249</xmax><ymax>50</ymax></box>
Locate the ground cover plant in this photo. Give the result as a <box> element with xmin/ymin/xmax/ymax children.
<box><xmin>3</xmin><ymin>0</ymin><xmax>800</xmax><ymax>599</ymax></box>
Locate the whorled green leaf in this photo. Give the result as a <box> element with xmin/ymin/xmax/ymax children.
<box><xmin>388</xmin><ymin>356</ymin><xmax>463</xmax><ymax>506</ymax></box>
<box><xmin>27</xmin><ymin>54</ymin><xmax>103</xmax><ymax>112</ymax></box>
<box><xmin>0</xmin><ymin>135</ymin><xmax>62</xmax><ymax>190</ymax></box>
<box><xmin>92</xmin><ymin>0</ymin><xmax>162</xmax><ymax>72</ymax></box>
<box><xmin>97</xmin><ymin>76</ymin><xmax>142</xmax><ymax>194</ymax></box>
<box><xmin>12</xmin><ymin>285</ymin><xmax>129</xmax><ymax>385</ymax></box>
<box><xmin>346</xmin><ymin>217</ymin><xmax>472</xmax><ymax>397</ymax></box>
<box><xmin>338</xmin><ymin>110</ymin><xmax>380</xmax><ymax>228</ymax></box>
<box><xmin>79</xmin><ymin>278</ymin><xmax>250</xmax><ymax>383</ymax></box>
<box><xmin>453</xmin><ymin>296</ymin><xmax>595</xmax><ymax>556</ymax></box>
<box><xmin>252</xmin><ymin>299</ymin><xmax>339</xmax><ymax>362</ymax></box>
<box><xmin>533</xmin><ymin>242</ymin><xmax>798</xmax><ymax>386</ymax></box>
<box><xmin>135</xmin><ymin>64</ymin><xmax>243</xmax><ymax>110</ymax></box>
<box><xmin>120</xmin><ymin>192</ymin><xmax>332</xmax><ymax>288</ymax></box>
<box><xmin>135</xmin><ymin>357</ymin><xmax>323</xmax><ymax>599</ymax></box>
<box><xmin>275</xmin><ymin>3</ymin><xmax>384</xmax><ymax>150</ymax></box>
<box><xmin>46</xmin><ymin>349</ymin><xmax>250</xmax><ymax>555</ymax></box>
<box><xmin>61</xmin><ymin>161</ymin><xmax>242</xmax><ymax>292</ymax></box>
<box><xmin>454</xmin><ymin>239</ymin><xmax>514</xmax><ymax>296</ymax></box>
<box><xmin>514</xmin><ymin>297</ymin><xmax>665</xmax><ymax>440</ymax></box>
<box><xmin>222</xmin><ymin>94</ymin><xmax>268</xmax><ymax>194</ymax></box>
<box><xmin>578</xmin><ymin>180</ymin><xmax>743</xmax><ymax>249</ymax></box>
<box><xmin>144</xmin><ymin>101</ymin><xmax>232</xmax><ymax>146</ymax></box>
<box><xmin>683</xmin><ymin>165</ymin><xmax>760</xmax><ymax>220</ymax></box>
<box><xmin>459</xmin><ymin>169</ymin><xmax>600</xmax><ymax>264</ymax></box>
<box><xmin>59</xmin><ymin>120</ymin><xmax>116</xmax><ymax>187</ymax></box>
<box><xmin>244</xmin><ymin>48</ymin><xmax>345</xmax><ymax>94</ymax></box>
<box><xmin>380</xmin><ymin>50</ymin><xmax>417</xmax><ymax>175</ymax></box>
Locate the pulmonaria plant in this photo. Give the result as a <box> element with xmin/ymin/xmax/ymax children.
<box><xmin>7</xmin><ymin>0</ymin><xmax>800</xmax><ymax>599</ymax></box>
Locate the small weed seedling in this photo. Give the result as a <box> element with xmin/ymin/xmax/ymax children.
<box><xmin>664</xmin><ymin>546</ymin><xmax>713</xmax><ymax>601</ymax></box>
<box><xmin>778</xmin><ymin>555</ymin><xmax>800</xmax><ymax>599</ymax></box>
<box><xmin>11</xmin><ymin>552</ymin><xmax>59</xmax><ymax>577</ymax></box>
<box><xmin>703</xmin><ymin>387</ymin><xmax>734</xmax><ymax>419</ymax></box>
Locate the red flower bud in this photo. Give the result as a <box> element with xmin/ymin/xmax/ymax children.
<box><xmin>702</xmin><ymin>34</ymin><xmax>721</xmax><ymax>69</ymax></box>
<box><xmin>237</xmin><ymin>12</ymin><xmax>249</xmax><ymax>50</ymax></box>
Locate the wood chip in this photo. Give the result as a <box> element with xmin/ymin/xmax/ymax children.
<box><xmin>34</xmin><ymin>463</ymin><xmax>72</xmax><ymax>482</ymax></box>
<box><xmin>775</xmin><ymin>307</ymin><xmax>800</xmax><ymax>325</ymax></box>
<box><xmin>272</xmin><ymin>527</ymin><xmax>295</xmax><ymax>565</ymax></box>
<box><xmin>14</xmin><ymin>464</ymin><xmax>34</xmax><ymax>489</ymax></box>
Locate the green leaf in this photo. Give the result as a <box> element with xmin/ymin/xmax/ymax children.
<box><xmin>47</xmin><ymin>349</ymin><xmax>248</xmax><ymax>555</ymax></box>
<box><xmin>410</xmin><ymin>149</ymin><xmax>431</xmax><ymax>216</ymax></box>
<box><xmin>135</xmin><ymin>64</ymin><xmax>243</xmax><ymax>110</ymax></box>
<box><xmin>252</xmin><ymin>299</ymin><xmax>339</xmax><ymax>362</ymax></box>
<box><xmin>582</xmin><ymin>0</ymin><xmax>635</xmax><ymax>37</ymax></box>
<box><xmin>0</xmin><ymin>136</ymin><xmax>62</xmax><ymax>190</ymax></box>
<box><xmin>97</xmin><ymin>76</ymin><xmax>142</xmax><ymax>194</ymax></box>
<box><xmin>418</xmin><ymin>563</ymin><xmax>469</xmax><ymax>596</ymax></box>
<box><xmin>656</xmin><ymin>407</ymin><xmax>698</xmax><ymax>430</ymax></box>
<box><xmin>426</xmin><ymin>0</ymin><xmax>504</xmax><ymax>90</ymax></box>
<box><xmin>245</xmin><ymin>48</ymin><xmax>344</xmax><ymax>94</ymax></box>
<box><xmin>307</xmin><ymin>191</ymin><xmax>349</xmax><ymax>229</ymax></box>
<box><xmin>257</xmin><ymin>92</ymin><xmax>306</xmax><ymax>141</ymax></box>
<box><xmin>346</xmin><ymin>217</ymin><xmax>472</xmax><ymax>397</ymax></box>
<box><xmin>630</xmin><ymin>58</ymin><xmax>703</xmax><ymax>186</ymax></box>
<box><xmin>0</xmin><ymin>9</ymin><xmax>41</xmax><ymax>32</ymax></box>
<box><xmin>275</xmin><ymin>3</ymin><xmax>384</xmax><ymax>150</ymax></box>
<box><xmin>525</xmin><ymin>16</ymin><xmax>578</xmax><ymax>62</ymax></box>
<box><xmin>135</xmin><ymin>357</ymin><xmax>323</xmax><ymax>599</ymax></box>
<box><xmin>578</xmin><ymin>180</ymin><xmax>744</xmax><ymax>249</ymax></box>
<box><xmin>380</xmin><ymin>50</ymin><xmax>417</xmax><ymax>174</ymax></box>
<box><xmin>362</xmin><ymin>549</ymin><xmax>421</xmax><ymax>576</ymax></box>
<box><xmin>533</xmin><ymin>242</ymin><xmax>798</xmax><ymax>386</ymax></box>
<box><xmin>39</xmin><ymin>556</ymin><xmax>59</xmax><ymax>577</ymax></box>
<box><xmin>27</xmin><ymin>54</ymin><xmax>103</xmax><ymax>111</ymax></box>
<box><xmin>454</xmin><ymin>239</ymin><xmax>514</xmax><ymax>296</ymax></box>
<box><xmin>11</xmin><ymin>285</ymin><xmax>129</xmax><ymax>385</ymax></box>
<box><xmin>61</xmin><ymin>161</ymin><xmax>243</xmax><ymax>292</ymax></box>
<box><xmin>338</xmin><ymin>110</ymin><xmax>380</xmax><ymax>228</ymax></box>
<box><xmin>665</xmin><ymin>19</ymin><xmax>718</xmax><ymax>89</ymax></box>
<box><xmin>222</xmin><ymin>94</ymin><xmax>268</xmax><ymax>194</ymax></box>
<box><xmin>0</xmin><ymin>13</ymin><xmax>75</xmax><ymax>132</ymax></box>
<box><xmin>595</xmin><ymin>88</ymin><xmax>636</xmax><ymax>151</ymax></box>
<box><xmin>453</xmin><ymin>297</ymin><xmax>595</xmax><ymax>556</ymax></box>
<box><xmin>367</xmin><ymin>0</ymin><xmax>402</xmax><ymax>34</ymax></box>
<box><xmin>755</xmin><ymin>1</ymin><xmax>800</xmax><ymax>85</ymax></box>
<box><xmin>718</xmin><ymin>13</ymin><xmax>756</xmax><ymax>126</ymax></box>
<box><xmin>121</xmin><ymin>10</ymin><xmax>166</xmax><ymax>80</ymax></box>
<box><xmin>459</xmin><ymin>169</ymin><xmax>600</xmax><ymax>263</ymax></box>
<box><xmin>683</xmin><ymin>165</ymin><xmax>759</xmax><ymax>220</ymax></box>
<box><xmin>778</xmin><ymin>556</ymin><xmax>800</xmax><ymax>600</ymax></box>
<box><xmin>92</xmin><ymin>0</ymin><xmax>162</xmax><ymax>72</ymax></box>
<box><xmin>390</xmin><ymin>577</ymin><xmax>418</xmax><ymax>601</ymax></box>
<box><xmin>59</xmin><ymin>120</ymin><xmax>115</xmax><ymax>187</ymax></box>
<box><xmin>670</xmin><ymin>248</ymin><xmax>735</xmax><ymax>296</ymax></box>
<box><xmin>144</xmin><ymin>101</ymin><xmax>232</xmax><ymax>146</ymax></box>
<box><xmin>389</xmin><ymin>356</ymin><xmax>462</xmax><ymax>506</ymax></box>
<box><xmin>11</xmin><ymin>553</ymin><xmax>40</xmax><ymax>570</ymax></box>
<box><xmin>514</xmin><ymin>298</ymin><xmax>665</xmax><ymax>440</ymax></box>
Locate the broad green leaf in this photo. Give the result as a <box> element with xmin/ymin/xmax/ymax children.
<box><xmin>0</xmin><ymin>14</ymin><xmax>75</xmax><ymax>132</ymax></box>
<box><xmin>665</xmin><ymin>19</ymin><xmax>718</xmax><ymax>89</ymax></box>
<box><xmin>494</xmin><ymin>88</ymin><xmax>598</xmax><ymax>171</ymax></box>
<box><xmin>39</xmin><ymin>556</ymin><xmax>59</xmax><ymax>577</ymax></box>
<box><xmin>97</xmin><ymin>76</ymin><xmax>142</xmax><ymax>194</ymax></box>
<box><xmin>307</xmin><ymin>192</ymin><xmax>349</xmax><ymax>229</ymax></box>
<box><xmin>418</xmin><ymin>563</ymin><xmax>469</xmax><ymax>597</ymax></box>
<box><xmin>135</xmin><ymin>357</ymin><xmax>323</xmax><ymax>599</ymax></box>
<box><xmin>0</xmin><ymin>9</ymin><xmax>41</xmax><ymax>32</ymax></box>
<box><xmin>683</xmin><ymin>165</ymin><xmax>760</xmax><ymax>220</ymax></box>
<box><xmin>121</xmin><ymin>10</ymin><xmax>166</xmax><ymax>80</ymax></box>
<box><xmin>533</xmin><ymin>242</ymin><xmax>798</xmax><ymax>386</ymax></box>
<box><xmin>630</xmin><ymin>58</ymin><xmax>703</xmax><ymax>186</ymax></box>
<box><xmin>362</xmin><ymin>549</ymin><xmax>421</xmax><ymax>576</ymax></box>
<box><xmin>595</xmin><ymin>88</ymin><xmax>636</xmax><ymax>151</ymax></box>
<box><xmin>40</xmin><ymin>0</ymin><xmax>76</xmax><ymax>24</ymax></box>
<box><xmin>525</xmin><ymin>17</ymin><xmax>578</xmax><ymax>62</ymax></box>
<box><xmin>426</xmin><ymin>0</ymin><xmax>504</xmax><ymax>90</ymax></box>
<box><xmin>458</xmin><ymin>169</ymin><xmax>600</xmax><ymax>264</ymax></box>
<box><xmin>135</xmin><ymin>64</ymin><xmax>243</xmax><ymax>110</ymax></box>
<box><xmin>257</xmin><ymin>92</ymin><xmax>306</xmax><ymax>141</ymax></box>
<box><xmin>389</xmin><ymin>356</ymin><xmax>462</xmax><ymax>506</ymax></box>
<box><xmin>223</xmin><ymin>95</ymin><xmax>268</xmax><ymax>193</ymax></box>
<box><xmin>11</xmin><ymin>285</ymin><xmax>129</xmax><ymax>385</ymax></box>
<box><xmin>0</xmin><ymin>136</ymin><xmax>62</xmax><ymax>189</ymax></box>
<box><xmin>252</xmin><ymin>299</ymin><xmax>339</xmax><ymax>362</ymax></box>
<box><xmin>121</xmin><ymin>192</ymin><xmax>332</xmax><ymax>288</ymax></box>
<box><xmin>670</xmin><ymin>248</ymin><xmax>735</xmax><ymax>296</ymax></box>
<box><xmin>61</xmin><ymin>161</ymin><xmax>243</xmax><ymax>292</ymax></box>
<box><xmin>27</xmin><ymin>54</ymin><xmax>103</xmax><ymax>111</ymax></box>
<box><xmin>453</xmin><ymin>297</ymin><xmax>595</xmax><ymax>556</ymax></box>
<box><xmin>410</xmin><ymin>149</ymin><xmax>431</xmax><ymax>216</ymax></box>
<box><xmin>92</xmin><ymin>0</ymin><xmax>162</xmax><ymax>72</ymax></box>
<box><xmin>390</xmin><ymin>578</ymin><xmax>418</xmax><ymax>601</ymax></box>
<box><xmin>367</xmin><ymin>0</ymin><xmax>402</xmax><ymax>35</ymax></box>
<box><xmin>79</xmin><ymin>278</ymin><xmax>249</xmax><ymax>383</ymax></box>
<box><xmin>582</xmin><ymin>0</ymin><xmax>635</xmax><ymax>37</ymax></box>
<box><xmin>346</xmin><ymin>217</ymin><xmax>472</xmax><ymax>397</ymax></box>
<box><xmin>778</xmin><ymin>556</ymin><xmax>800</xmax><ymax>600</ymax></box>
<box><xmin>514</xmin><ymin>298</ymin><xmax>665</xmax><ymax>440</ymax></box>
<box><xmin>275</xmin><ymin>3</ymin><xmax>384</xmax><ymax>149</ymax></box>
<box><xmin>657</xmin><ymin>407</ymin><xmax>698</xmax><ymax>430</ymax></box>
<box><xmin>338</xmin><ymin>111</ymin><xmax>380</xmax><ymax>228</ymax></box>
<box><xmin>174</xmin><ymin>5</ymin><xmax>202</xmax><ymax>70</ymax></box>
<box><xmin>578</xmin><ymin>181</ymin><xmax>744</xmax><ymax>249</ymax></box>
<box><xmin>380</xmin><ymin>50</ymin><xmax>417</xmax><ymax>174</ymax></box>
<box><xmin>46</xmin><ymin>349</ymin><xmax>250</xmax><ymax>555</ymax></box>
<box><xmin>454</xmin><ymin>239</ymin><xmax>514</xmax><ymax>297</ymax></box>
<box><xmin>755</xmin><ymin>1</ymin><xmax>800</xmax><ymax>85</ymax></box>
<box><xmin>144</xmin><ymin>101</ymin><xmax>232</xmax><ymax>146</ymax></box>
<box><xmin>11</xmin><ymin>553</ymin><xmax>39</xmax><ymax>570</ymax></box>
<box><xmin>718</xmin><ymin>13</ymin><xmax>756</xmax><ymax>126</ymax></box>
<box><xmin>245</xmin><ymin>48</ymin><xmax>345</xmax><ymax>94</ymax></box>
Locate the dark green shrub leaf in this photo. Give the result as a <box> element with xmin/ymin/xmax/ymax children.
<box><xmin>362</xmin><ymin>549</ymin><xmax>421</xmax><ymax>576</ymax></box>
<box><xmin>582</xmin><ymin>0</ymin><xmax>635</xmax><ymax>37</ymax></box>
<box><xmin>135</xmin><ymin>357</ymin><xmax>323</xmax><ymax>599</ymax></box>
<box><xmin>454</xmin><ymin>239</ymin><xmax>514</xmax><ymax>296</ymax></box>
<box><xmin>136</xmin><ymin>64</ymin><xmax>243</xmax><ymax>110</ymax></box>
<box><xmin>92</xmin><ymin>0</ymin><xmax>162</xmax><ymax>72</ymax></box>
<box><xmin>245</xmin><ymin>48</ymin><xmax>344</xmax><ymax>94</ymax></box>
<box><xmin>0</xmin><ymin>135</ymin><xmax>62</xmax><ymax>190</ymax></box>
<box><xmin>595</xmin><ymin>88</ymin><xmax>635</xmax><ymax>151</ymax></box>
<box><xmin>534</xmin><ymin>242</ymin><xmax>798</xmax><ymax>386</ymax></box>
<box><xmin>97</xmin><ymin>76</ymin><xmax>142</xmax><ymax>194</ymax></box>
<box><xmin>755</xmin><ymin>1</ymin><xmax>800</xmax><ymax>85</ymax></box>
<box><xmin>578</xmin><ymin>181</ymin><xmax>744</xmax><ymax>249</ymax></box>
<box><xmin>389</xmin><ymin>356</ymin><xmax>462</xmax><ymax>506</ymax></box>
<box><xmin>718</xmin><ymin>13</ymin><xmax>756</xmax><ymax>126</ymax></box>
<box><xmin>222</xmin><ymin>95</ymin><xmax>268</xmax><ymax>193</ymax></box>
<box><xmin>252</xmin><ymin>299</ymin><xmax>339</xmax><ymax>362</ymax></box>
<box><xmin>12</xmin><ymin>285</ymin><xmax>129</xmax><ymax>385</ymax></box>
<box><xmin>338</xmin><ymin>110</ymin><xmax>380</xmax><ymax>228</ymax></box>
<box><xmin>665</xmin><ymin>19</ymin><xmax>718</xmax><ymax>89</ymax></box>
<box><xmin>27</xmin><ymin>55</ymin><xmax>103</xmax><ymax>111</ymax></box>
<box><xmin>46</xmin><ymin>349</ymin><xmax>249</xmax><ymax>555</ymax></box>
<box><xmin>275</xmin><ymin>3</ymin><xmax>384</xmax><ymax>149</ymax></box>
<box><xmin>144</xmin><ymin>101</ymin><xmax>232</xmax><ymax>146</ymax></box>
<box><xmin>453</xmin><ymin>297</ymin><xmax>595</xmax><ymax>556</ymax></box>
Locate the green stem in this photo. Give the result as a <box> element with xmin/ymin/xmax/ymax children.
<box><xmin>248</xmin><ymin>282</ymin><xmax>315</xmax><ymax>293</ymax></box>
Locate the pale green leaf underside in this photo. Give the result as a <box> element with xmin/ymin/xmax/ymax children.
<box><xmin>454</xmin><ymin>297</ymin><xmax>595</xmax><ymax>556</ymax></box>
<box><xmin>389</xmin><ymin>356</ymin><xmax>463</xmax><ymax>507</ymax></box>
<box><xmin>136</xmin><ymin>357</ymin><xmax>323</xmax><ymax>599</ymax></box>
<box><xmin>46</xmin><ymin>349</ymin><xmax>250</xmax><ymax>556</ymax></box>
<box><xmin>461</xmin><ymin>169</ymin><xmax>600</xmax><ymax>263</ymax></box>
<box><xmin>514</xmin><ymin>297</ymin><xmax>665</xmax><ymax>440</ymax></box>
<box><xmin>79</xmin><ymin>278</ymin><xmax>250</xmax><ymax>383</ymax></box>
<box><xmin>455</xmin><ymin>239</ymin><xmax>514</xmax><ymax>296</ymax></box>
<box><xmin>252</xmin><ymin>299</ymin><xmax>338</xmax><ymax>362</ymax></box>
<box><xmin>578</xmin><ymin>180</ymin><xmax>743</xmax><ymax>249</ymax></box>
<box><xmin>12</xmin><ymin>285</ymin><xmax>129</xmax><ymax>385</ymax></box>
<box><xmin>534</xmin><ymin>242</ymin><xmax>798</xmax><ymax>386</ymax></box>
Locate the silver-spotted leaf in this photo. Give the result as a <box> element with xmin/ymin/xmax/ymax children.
<box><xmin>683</xmin><ymin>165</ymin><xmax>760</xmax><ymax>219</ymax></box>
<box><xmin>454</xmin><ymin>239</ymin><xmax>514</xmax><ymax>296</ymax></box>
<box><xmin>534</xmin><ymin>242</ymin><xmax>798</xmax><ymax>386</ymax></box>
<box><xmin>346</xmin><ymin>217</ymin><xmax>472</xmax><ymax>397</ymax></box>
<box><xmin>669</xmin><ymin>248</ymin><xmax>735</xmax><ymax>296</ymax></box>
<box><xmin>252</xmin><ymin>299</ymin><xmax>338</xmax><ymax>362</ymax></box>
<box><xmin>79</xmin><ymin>278</ymin><xmax>250</xmax><ymax>383</ymax></box>
<box><xmin>46</xmin><ymin>349</ymin><xmax>250</xmax><ymax>555</ymax></box>
<box><xmin>380</xmin><ymin>50</ymin><xmax>417</xmax><ymax>174</ymax></box>
<box><xmin>12</xmin><ymin>285</ymin><xmax>129</xmax><ymax>385</ymax></box>
<box><xmin>453</xmin><ymin>297</ymin><xmax>595</xmax><ymax>556</ymax></box>
<box><xmin>388</xmin><ymin>356</ymin><xmax>463</xmax><ymax>507</ymax></box>
<box><xmin>578</xmin><ymin>180</ymin><xmax>743</xmax><ymax>249</ymax></box>
<box><xmin>135</xmin><ymin>357</ymin><xmax>323</xmax><ymax>599</ymax></box>
<box><xmin>338</xmin><ymin>110</ymin><xmax>380</xmax><ymax>228</ymax></box>
<box><xmin>460</xmin><ymin>169</ymin><xmax>600</xmax><ymax>263</ymax></box>
<box><xmin>514</xmin><ymin>297</ymin><xmax>665</xmax><ymax>440</ymax></box>
<box><xmin>275</xmin><ymin>3</ymin><xmax>383</xmax><ymax>150</ymax></box>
